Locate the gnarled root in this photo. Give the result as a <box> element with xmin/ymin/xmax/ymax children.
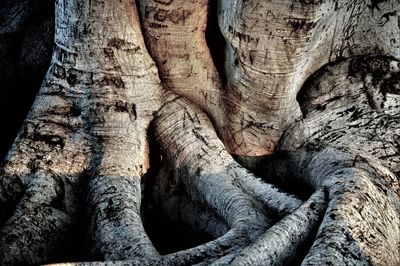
<box><xmin>148</xmin><ymin>56</ymin><xmax>400</xmax><ymax>265</ymax></box>
<box><xmin>0</xmin><ymin>71</ymin><xmax>91</xmax><ymax>264</ymax></box>
<box><xmin>1</xmin><ymin>0</ymin><xmax>399</xmax><ymax>265</ymax></box>
<box><xmin>0</xmin><ymin>0</ymin><xmax>162</xmax><ymax>264</ymax></box>
<box><xmin>149</xmin><ymin>93</ymin><xmax>319</xmax><ymax>265</ymax></box>
<box><xmin>261</xmin><ymin>147</ymin><xmax>400</xmax><ymax>266</ymax></box>
<box><xmin>265</xmin><ymin>55</ymin><xmax>400</xmax><ymax>265</ymax></box>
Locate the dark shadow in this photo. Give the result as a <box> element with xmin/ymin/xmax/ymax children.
<box><xmin>233</xmin><ymin>153</ymin><xmax>315</xmax><ymax>201</ymax></box>
<box><xmin>0</xmin><ymin>0</ymin><xmax>54</xmax><ymax>160</ymax></box>
<box><xmin>206</xmin><ymin>0</ymin><xmax>227</xmax><ymax>84</ymax></box>
<box><xmin>0</xmin><ymin>172</ymin><xmax>90</xmax><ymax>265</ymax></box>
<box><xmin>141</xmin><ymin>124</ymin><xmax>215</xmax><ymax>255</ymax></box>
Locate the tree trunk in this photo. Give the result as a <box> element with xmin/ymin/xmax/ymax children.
<box><xmin>0</xmin><ymin>0</ymin><xmax>399</xmax><ymax>265</ymax></box>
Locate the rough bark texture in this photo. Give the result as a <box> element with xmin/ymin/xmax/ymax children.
<box><xmin>0</xmin><ymin>0</ymin><xmax>399</xmax><ymax>265</ymax></box>
<box><xmin>0</xmin><ymin>0</ymin><xmax>54</xmax><ymax>159</ymax></box>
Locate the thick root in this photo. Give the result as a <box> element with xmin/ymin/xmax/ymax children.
<box><xmin>138</xmin><ymin>0</ymin><xmax>224</xmax><ymax>124</ymax></box>
<box><xmin>0</xmin><ymin>176</ymin><xmax>78</xmax><ymax>265</ymax></box>
<box><xmin>87</xmin><ymin>175</ymin><xmax>160</xmax><ymax>260</ymax></box>
<box><xmin>0</xmin><ymin>74</ymin><xmax>91</xmax><ymax>264</ymax></box>
<box><xmin>217</xmin><ymin>0</ymin><xmax>400</xmax><ymax>156</ymax></box>
<box><xmin>151</xmin><ymin>92</ymin><xmax>305</xmax><ymax>264</ymax></box>
<box><xmin>0</xmin><ymin>0</ymin><xmax>162</xmax><ymax>263</ymax></box>
<box><xmin>231</xmin><ymin>189</ymin><xmax>327</xmax><ymax>265</ymax></box>
<box><xmin>301</xmin><ymin>150</ymin><xmax>399</xmax><ymax>266</ymax></box>
<box><xmin>273</xmin><ymin>56</ymin><xmax>400</xmax><ymax>264</ymax></box>
<box><xmin>1</xmin><ymin>1</ymin><xmax>399</xmax><ymax>265</ymax></box>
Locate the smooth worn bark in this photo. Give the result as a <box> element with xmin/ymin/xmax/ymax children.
<box><xmin>0</xmin><ymin>0</ymin><xmax>399</xmax><ymax>265</ymax></box>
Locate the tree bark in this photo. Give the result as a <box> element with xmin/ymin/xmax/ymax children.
<box><xmin>0</xmin><ymin>0</ymin><xmax>399</xmax><ymax>265</ymax></box>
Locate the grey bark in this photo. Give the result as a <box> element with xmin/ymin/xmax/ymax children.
<box><xmin>0</xmin><ymin>0</ymin><xmax>54</xmax><ymax>159</ymax></box>
<box><xmin>0</xmin><ymin>0</ymin><xmax>399</xmax><ymax>265</ymax></box>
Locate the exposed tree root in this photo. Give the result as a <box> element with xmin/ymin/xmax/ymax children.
<box><xmin>45</xmin><ymin>93</ymin><xmax>321</xmax><ymax>266</ymax></box>
<box><xmin>153</xmin><ymin>93</ymin><xmax>302</xmax><ymax>224</ymax></box>
<box><xmin>0</xmin><ymin>72</ymin><xmax>91</xmax><ymax>264</ymax></box>
<box><xmin>87</xmin><ymin>175</ymin><xmax>160</xmax><ymax>260</ymax></box>
<box><xmin>268</xmin><ymin>56</ymin><xmax>400</xmax><ymax>265</ymax></box>
<box><xmin>1</xmin><ymin>0</ymin><xmax>162</xmax><ymax>263</ymax></box>
<box><xmin>1</xmin><ymin>1</ymin><xmax>399</xmax><ymax>265</ymax></box>
<box><xmin>263</xmin><ymin>147</ymin><xmax>400</xmax><ymax>266</ymax></box>
<box><xmin>148</xmin><ymin>56</ymin><xmax>399</xmax><ymax>265</ymax></box>
<box><xmin>150</xmin><ymin>92</ymin><xmax>309</xmax><ymax>264</ymax></box>
<box><xmin>231</xmin><ymin>189</ymin><xmax>327</xmax><ymax>265</ymax></box>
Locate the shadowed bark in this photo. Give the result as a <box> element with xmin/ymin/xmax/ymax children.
<box><xmin>0</xmin><ymin>0</ymin><xmax>399</xmax><ymax>265</ymax></box>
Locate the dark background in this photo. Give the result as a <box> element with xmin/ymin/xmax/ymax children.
<box><xmin>0</xmin><ymin>0</ymin><xmax>54</xmax><ymax>160</ymax></box>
